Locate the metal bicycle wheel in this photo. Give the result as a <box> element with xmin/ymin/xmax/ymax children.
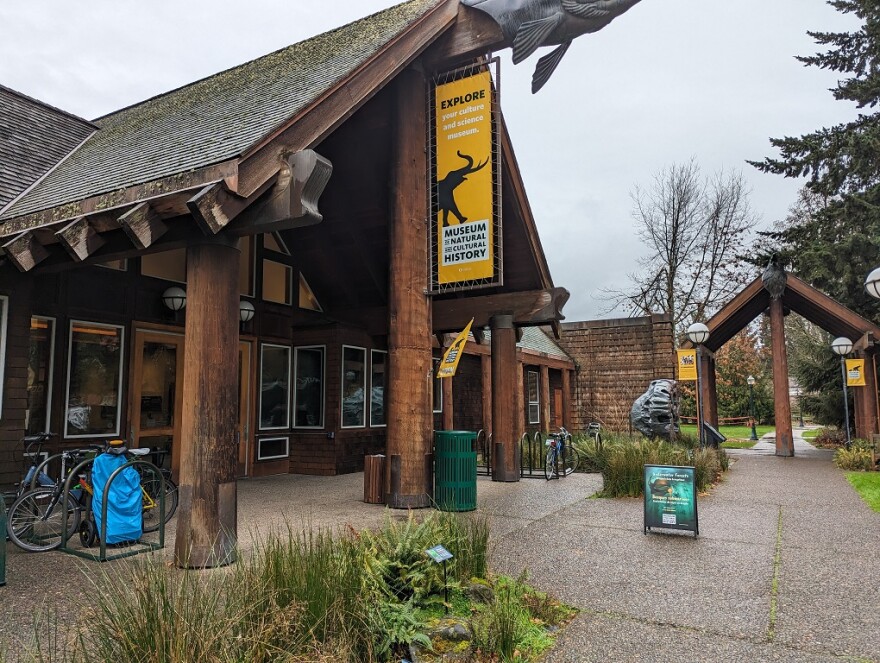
<box><xmin>141</xmin><ymin>473</ymin><xmax>179</xmax><ymax>533</ymax></box>
<box><xmin>6</xmin><ymin>487</ymin><xmax>81</xmax><ymax>552</ymax></box>
<box><xmin>562</xmin><ymin>444</ymin><xmax>579</xmax><ymax>476</ymax></box>
<box><xmin>544</xmin><ymin>447</ymin><xmax>558</xmax><ymax>480</ymax></box>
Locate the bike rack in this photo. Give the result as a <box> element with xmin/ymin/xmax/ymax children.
<box><xmin>476</xmin><ymin>429</ymin><xmax>493</xmax><ymax>476</ymax></box>
<box><xmin>519</xmin><ymin>432</ymin><xmax>545</xmax><ymax>478</ymax></box>
<box><xmin>59</xmin><ymin>457</ymin><xmax>165</xmax><ymax>562</ymax></box>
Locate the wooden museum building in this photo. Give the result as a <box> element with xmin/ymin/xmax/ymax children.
<box><xmin>0</xmin><ymin>0</ymin><xmax>580</xmax><ymax>565</ymax></box>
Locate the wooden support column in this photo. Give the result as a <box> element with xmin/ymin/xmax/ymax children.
<box><xmin>174</xmin><ymin>236</ymin><xmax>240</xmax><ymax>568</ymax></box>
<box><xmin>561</xmin><ymin>369</ymin><xmax>572</xmax><ymax>430</ymax></box>
<box><xmin>854</xmin><ymin>350</ymin><xmax>879</xmax><ymax>440</ymax></box>
<box><xmin>769</xmin><ymin>297</ymin><xmax>794</xmax><ymax>456</ymax></box>
<box><xmin>700</xmin><ymin>351</ymin><xmax>719</xmax><ymax>428</ymax></box>
<box><xmin>540</xmin><ymin>364</ymin><xmax>551</xmax><ymax>432</ymax></box>
<box><xmin>441</xmin><ymin>371</ymin><xmax>454</xmax><ymax>431</ymax></box>
<box><xmin>481</xmin><ymin>354</ymin><xmax>492</xmax><ymax>434</ymax></box>
<box><xmin>491</xmin><ymin>315</ymin><xmax>519</xmax><ymax>481</ymax></box>
<box><xmin>385</xmin><ymin>68</ymin><xmax>432</xmax><ymax>509</ymax></box>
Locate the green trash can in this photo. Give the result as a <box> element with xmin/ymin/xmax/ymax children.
<box><xmin>434</xmin><ymin>430</ymin><xmax>477</xmax><ymax>512</ymax></box>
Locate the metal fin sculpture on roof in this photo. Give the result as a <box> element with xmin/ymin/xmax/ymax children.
<box><xmin>461</xmin><ymin>0</ymin><xmax>644</xmax><ymax>93</ymax></box>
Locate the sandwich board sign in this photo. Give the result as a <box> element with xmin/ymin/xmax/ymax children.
<box><xmin>643</xmin><ymin>465</ymin><xmax>698</xmax><ymax>537</ymax></box>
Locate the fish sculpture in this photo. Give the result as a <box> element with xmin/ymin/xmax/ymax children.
<box><xmin>461</xmin><ymin>0</ymin><xmax>644</xmax><ymax>92</ymax></box>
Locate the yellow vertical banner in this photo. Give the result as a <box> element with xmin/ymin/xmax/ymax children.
<box><xmin>846</xmin><ymin>358</ymin><xmax>866</xmax><ymax>386</ymax></box>
<box><xmin>437</xmin><ymin>319</ymin><xmax>474</xmax><ymax>379</ymax></box>
<box><xmin>677</xmin><ymin>350</ymin><xmax>697</xmax><ymax>382</ymax></box>
<box><xmin>434</xmin><ymin>70</ymin><xmax>495</xmax><ymax>285</ymax></box>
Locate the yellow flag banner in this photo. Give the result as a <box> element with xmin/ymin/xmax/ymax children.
<box><xmin>434</xmin><ymin>70</ymin><xmax>495</xmax><ymax>286</ymax></box>
<box><xmin>846</xmin><ymin>358</ymin><xmax>866</xmax><ymax>386</ymax></box>
<box><xmin>677</xmin><ymin>350</ymin><xmax>698</xmax><ymax>382</ymax></box>
<box><xmin>437</xmin><ymin>319</ymin><xmax>474</xmax><ymax>379</ymax></box>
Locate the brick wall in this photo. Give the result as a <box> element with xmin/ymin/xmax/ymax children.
<box><xmin>557</xmin><ymin>314</ymin><xmax>675</xmax><ymax>433</ymax></box>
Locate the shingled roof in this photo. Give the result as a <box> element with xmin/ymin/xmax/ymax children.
<box><xmin>0</xmin><ymin>85</ymin><xmax>95</xmax><ymax>214</ymax></box>
<box><xmin>0</xmin><ymin>0</ymin><xmax>443</xmax><ymax>222</ymax></box>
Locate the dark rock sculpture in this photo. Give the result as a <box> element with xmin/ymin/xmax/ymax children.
<box><xmin>461</xmin><ymin>0</ymin><xmax>644</xmax><ymax>92</ymax></box>
<box><xmin>630</xmin><ymin>379</ymin><xmax>680</xmax><ymax>440</ymax></box>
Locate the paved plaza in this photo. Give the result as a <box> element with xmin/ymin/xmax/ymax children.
<box><xmin>2</xmin><ymin>430</ymin><xmax>878</xmax><ymax>662</ymax></box>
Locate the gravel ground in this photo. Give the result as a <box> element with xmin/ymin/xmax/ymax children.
<box><xmin>2</xmin><ymin>430</ymin><xmax>877</xmax><ymax>662</ymax></box>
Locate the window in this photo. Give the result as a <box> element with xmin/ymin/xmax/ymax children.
<box><xmin>259</xmin><ymin>344</ymin><xmax>290</xmax><ymax>430</ymax></box>
<box><xmin>97</xmin><ymin>259</ymin><xmax>127</xmax><ymax>271</ymax></box>
<box><xmin>370</xmin><ymin>350</ymin><xmax>387</xmax><ymax>427</ymax></box>
<box><xmin>26</xmin><ymin>317</ymin><xmax>55</xmax><ymax>434</ymax></box>
<box><xmin>65</xmin><ymin>321</ymin><xmax>124</xmax><ymax>438</ymax></box>
<box><xmin>141</xmin><ymin>248</ymin><xmax>186</xmax><ymax>282</ymax></box>
<box><xmin>262</xmin><ymin>233</ymin><xmax>292</xmax><ymax>305</ymax></box>
<box><xmin>299</xmin><ymin>274</ymin><xmax>322</xmax><ymax>311</ymax></box>
<box><xmin>294</xmin><ymin>346</ymin><xmax>325</xmax><ymax>428</ymax></box>
<box><xmin>432</xmin><ymin>357</ymin><xmax>442</xmax><ymax>413</ymax></box>
<box><xmin>341</xmin><ymin>346</ymin><xmax>366</xmax><ymax>428</ymax></box>
<box><xmin>257</xmin><ymin>436</ymin><xmax>289</xmax><ymax>461</ymax></box>
<box><xmin>239</xmin><ymin>236</ymin><xmax>255</xmax><ymax>296</ymax></box>
<box><xmin>527</xmin><ymin>370</ymin><xmax>540</xmax><ymax>425</ymax></box>
<box><xmin>0</xmin><ymin>296</ymin><xmax>7</xmax><ymax>419</ymax></box>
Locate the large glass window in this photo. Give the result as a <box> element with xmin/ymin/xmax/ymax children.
<box><xmin>370</xmin><ymin>350</ymin><xmax>387</xmax><ymax>427</ymax></box>
<box><xmin>341</xmin><ymin>346</ymin><xmax>366</xmax><ymax>428</ymax></box>
<box><xmin>294</xmin><ymin>346</ymin><xmax>325</xmax><ymax>428</ymax></box>
<box><xmin>257</xmin><ymin>436</ymin><xmax>289</xmax><ymax>461</ymax></box>
<box><xmin>141</xmin><ymin>248</ymin><xmax>186</xmax><ymax>282</ymax></box>
<box><xmin>65</xmin><ymin>322</ymin><xmax>124</xmax><ymax>437</ymax></box>
<box><xmin>0</xmin><ymin>296</ymin><xmax>7</xmax><ymax>419</ymax></box>
<box><xmin>299</xmin><ymin>274</ymin><xmax>322</xmax><ymax>311</ymax></box>
<box><xmin>26</xmin><ymin>317</ymin><xmax>55</xmax><ymax>434</ymax></box>
<box><xmin>259</xmin><ymin>344</ymin><xmax>290</xmax><ymax>430</ymax></box>
<box><xmin>262</xmin><ymin>260</ymin><xmax>292</xmax><ymax>304</ymax></box>
<box><xmin>527</xmin><ymin>370</ymin><xmax>540</xmax><ymax>425</ymax></box>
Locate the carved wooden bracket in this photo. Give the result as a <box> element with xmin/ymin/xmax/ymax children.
<box><xmin>56</xmin><ymin>217</ymin><xmax>106</xmax><ymax>262</ymax></box>
<box><xmin>3</xmin><ymin>231</ymin><xmax>49</xmax><ymax>272</ymax></box>
<box><xmin>119</xmin><ymin>202</ymin><xmax>168</xmax><ymax>250</ymax></box>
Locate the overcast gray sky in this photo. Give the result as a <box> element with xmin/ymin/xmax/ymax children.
<box><xmin>0</xmin><ymin>1</ymin><xmax>860</xmax><ymax>321</ymax></box>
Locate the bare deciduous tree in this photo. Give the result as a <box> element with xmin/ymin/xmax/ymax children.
<box><xmin>602</xmin><ymin>159</ymin><xmax>757</xmax><ymax>335</ymax></box>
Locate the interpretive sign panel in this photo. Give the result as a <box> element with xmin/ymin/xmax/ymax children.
<box><xmin>430</xmin><ymin>62</ymin><xmax>501</xmax><ymax>293</ymax></box>
<box><xmin>677</xmin><ymin>350</ymin><xmax>697</xmax><ymax>382</ymax></box>
<box><xmin>643</xmin><ymin>465</ymin><xmax>698</xmax><ymax>536</ymax></box>
<box><xmin>846</xmin><ymin>358</ymin><xmax>866</xmax><ymax>387</ymax></box>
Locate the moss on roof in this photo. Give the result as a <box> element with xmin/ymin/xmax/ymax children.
<box><xmin>1</xmin><ymin>0</ymin><xmax>443</xmax><ymax>221</ymax></box>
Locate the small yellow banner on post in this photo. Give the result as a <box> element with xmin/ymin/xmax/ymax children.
<box><xmin>846</xmin><ymin>358</ymin><xmax>866</xmax><ymax>386</ymax></box>
<box><xmin>677</xmin><ymin>349</ymin><xmax>698</xmax><ymax>382</ymax></box>
<box><xmin>437</xmin><ymin>319</ymin><xmax>474</xmax><ymax>379</ymax></box>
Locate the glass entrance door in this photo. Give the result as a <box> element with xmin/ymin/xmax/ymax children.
<box><xmin>130</xmin><ymin>330</ymin><xmax>184</xmax><ymax>475</ymax></box>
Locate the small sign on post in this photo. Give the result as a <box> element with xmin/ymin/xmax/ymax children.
<box><xmin>426</xmin><ymin>545</ymin><xmax>454</xmax><ymax>612</ymax></box>
<box><xmin>644</xmin><ymin>465</ymin><xmax>698</xmax><ymax>537</ymax></box>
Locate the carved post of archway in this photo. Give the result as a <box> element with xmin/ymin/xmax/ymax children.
<box><xmin>385</xmin><ymin>67</ymin><xmax>432</xmax><ymax>508</ymax></box>
<box><xmin>491</xmin><ymin>314</ymin><xmax>519</xmax><ymax>481</ymax></box>
<box><xmin>769</xmin><ymin>297</ymin><xmax>794</xmax><ymax>456</ymax></box>
<box><xmin>175</xmin><ymin>236</ymin><xmax>240</xmax><ymax>568</ymax></box>
<box><xmin>700</xmin><ymin>350</ymin><xmax>719</xmax><ymax>428</ymax></box>
<box><xmin>853</xmin><ymin>350</ymin><xmax>879</xmax><ymax>440</ymax></box>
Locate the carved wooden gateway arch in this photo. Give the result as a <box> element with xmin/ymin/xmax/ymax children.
<box><xmin>685</xmin><ymin>269</ymin><xmax>880</xmax><ymax>457</ymax></box>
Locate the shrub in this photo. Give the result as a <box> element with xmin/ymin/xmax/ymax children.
<box><xmin>834</xmin><ymin>445</ymin><xmax>873</xmax><ymax>471</ymax></box>
<box><xmin>813</xmin><ymin>429</ymin><xmax>847</xmax><ymax>448</ymax></box>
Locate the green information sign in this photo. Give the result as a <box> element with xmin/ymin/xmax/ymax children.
<box><xmin>643</xmin><ymin>464</ymin><xmax>698</xmax><ymax>537</ymax></box>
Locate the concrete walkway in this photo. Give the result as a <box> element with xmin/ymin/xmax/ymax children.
<box><xmin>494</xmin><ymin>429</ymin><xmax>879</xmax><ymax>662</ymax></box>
<box><xmin>2</xmin><ymin>431</ymin><xmax>878</xmax><ymax>662</ymax></box>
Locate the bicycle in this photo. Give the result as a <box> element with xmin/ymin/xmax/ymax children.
<box><xmin>544</xmin><ymin>427</ymin><xmax>578</xmax><ymax>480</ymax></box>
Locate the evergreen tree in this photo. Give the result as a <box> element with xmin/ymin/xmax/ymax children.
<box><xmin>750</xmin><ymin>0</ymin><xmax>880</xmax><ymax>320</ymax></box>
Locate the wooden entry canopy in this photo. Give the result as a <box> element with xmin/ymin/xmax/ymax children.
<box><xmin>684</xmin><ymin>272</ymin><xmax>880</xmax><ymax>454</ymax></box>
<box><xmin>0</xmin><ymin>1</ymin><xmax>571</xmax><ymax>559</ymax></box>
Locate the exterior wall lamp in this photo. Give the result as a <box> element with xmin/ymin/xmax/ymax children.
<box><xmin>864</xmin><ymin>267</ymin><xmax>880</xmax><ymax>300</ymax></box>
<box><xmin>686</xmin><ymin>322</ymin><xmax>710</xmax><ymax>447</ymax></box>
<box><xmin>162</xmin><ymin>286</ymin><xmax>187</xmax><ymax>312</ymax></box>
<box><xmin>239</xmin><ymin>299</ymin><xmax>255</xmax><ymax>323</ymax></box>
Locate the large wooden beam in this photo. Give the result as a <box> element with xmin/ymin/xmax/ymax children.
<box><xmin>491</xmin><ymin>314</ymin><xmax>519</xmax><ymax>482</ymax></box>
<box><xmin>770</xmin><ymin>297</ymin><xmax>794</xmax><ymax>457</ymax></box>
<box><xmin>174</xmin><ymin>236</ymin><xmax>240</xmax><ymax>568</ymax></box>
<box><xmin>384</xmin><ymin>69</ymin><xmax>433</xmax><ymax>509</ymax></box>
<box><xmin>2</xmin><ymin>231</ymin><xmax>49</xmax><ymax>272</ymax></box>
<box><xmin>424</xmin><ymin>4</ymin><xmax>506</xmax><ymax>68</ymax></box>
<box><xmin>118</xmin><ymin>202</ymin><xmax>168</xmax><ymax>250</ymax></box>
<box><xmin>854</xmin><ymin>350</ymin><xmax>879</xmax><ymax>440</ymax></box>
<box><xmin>433</xmin><ymin>287</ymin><xmax>569</xmax><ymax>332</ymax></box>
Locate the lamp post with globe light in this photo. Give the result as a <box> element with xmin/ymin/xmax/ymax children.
<box><xmin>747</xmin><ymin>375</ymin><xmax>758</xmax><ymax>441</ymax></box>
<box><xmin>831</xmin><ymin>336</ymin><xmax>853</xmax><ymax>448</ymax></box>
<box><xmin>687</xmin><ymin>322</ymin><xmax>710</xmax><ymax>447</ymax></box>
